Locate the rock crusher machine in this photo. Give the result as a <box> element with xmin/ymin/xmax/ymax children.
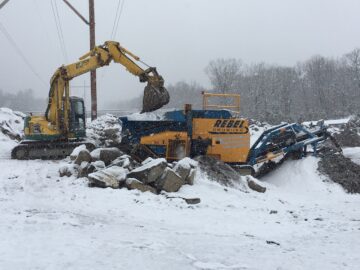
<box><xmin>119</xmin><ymin>93</ymin><xmax>329</xmax><ymax>175</ymax></box>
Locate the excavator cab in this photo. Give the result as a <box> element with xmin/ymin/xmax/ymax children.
<box><xmin>68</xmin><ymin>96</ymin><xmax>86</xmax><ymax>139</ymax></box>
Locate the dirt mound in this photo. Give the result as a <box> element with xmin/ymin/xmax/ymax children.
<box><xmin>318</xmin><ymin>142</ymin><xmax>360</xmax><ymax>193</ymax></box>
<box><xmin>194</xmin><ymin>155</ymin><xmax>247</xmax><ymax>190</ymax></box>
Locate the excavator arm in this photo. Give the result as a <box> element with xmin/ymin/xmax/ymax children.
<box><xmin>45</xmin><ymin>41</ymin><xmax>169</xmax><ymax>133</ymax></box>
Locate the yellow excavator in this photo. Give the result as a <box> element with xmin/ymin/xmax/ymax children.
<box><xmin>11</xmin><ymin>41</ymin><xmax>169</xmax><ymax>159</ymax></box>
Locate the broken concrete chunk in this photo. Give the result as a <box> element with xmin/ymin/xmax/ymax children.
<box><xmin>127</xmin><ymin>158</ymin><xmax>167</xmax><ymax>184</ymax></box>
<box><xmin>90</xmin><ymin>148</ymin><xmax>101</xmax><ymax>161</ymax></box>
<box><xmin>247</xmin><ymin>179</ymin><xmax>266</xmax><ymax>193</ymax></box>
<box><xmin>70</xmin><ymin>144</ymin><xmax>87</xmax><ymax>161</ymax></box>
<box><xmin>125</xmin><ymin>178</ymin><xmax>157</xmax><ymax>194</ymax></box>
<box><xmin>99</xmin><ymin>147</ymin><xmax>123</xmax><ymax>165</ymax></box>
<box><xmin>155</xmin><ymin>167</ymin><xmax>184</xmax><ymax>193</ymax></box>
<box><xmin>111</xmin><ymin>155</ymin><xmax>135</xmax><ymax>170</ymax></box>
<box><xmin>74</xmin><ymin>149</ymin><xmax>92</xmax><ymax>165</ymax></box>
<box><xmin>174</xmin><ymin>163</ymin><xmax>190</xmax><ymax>181</ymax></box>
<box><xmin>173</xmin><ymin>157</ymin><xmax>198</xmax><ymax>182</ymax></box>
<box><xmin>142</xmin><ymin>157</ymin><xmax>154</xmax><ymax>165</ymax></box>
<box><xmin>184</xmin><ymin>197</ymin><xmax>201</xmax><ymax>205</ymax></box>
<box><xmin>78</xmin><ymin>161</ymin><xmax>96</xmax><ymax>178</ymax></box>
<box><xmin>88</xmin><ymin>166</ymin><xmax>127</xmax><ymax>188</ymax></box>
<box><xmin>185</xmin><ymin>168</ymin><xmax>196</xmax><ymax>185</ymax></box>
<box><xmin>91</xmin><ymin>160</ymin><xmax>106</xmax><ymax>170</ymax></box>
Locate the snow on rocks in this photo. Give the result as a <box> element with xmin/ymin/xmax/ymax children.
<box><xmin>125</xmin><ymin>178</ymin><xmax>157</xmax><ymax>194</ymax></box>
<box><xmin>98</xmin><ymin>147</ymin><xmax>123</xmax><ymax>165</ymax></box>
<box><xmin>64</xmin><ymin>147</ymin><xmax>199</xmax><ymax>194</ymax></box>
<box><xmin>155</xmin><ymin>167</ymin><xmax>184</xmax><ymax>192</ymax></box>
<box><xmin>327</xmin><ymin>115</ymin><xmax>360</xmax><ymax>147</ymax></box>
<box><xmin>86</xmin><ymin>114</ymin><xmax>121</xmax><ymax>147</ymax></box>
<box><xmin>74</xmin><ymin>149</ymin><xmax>92</xmax><ymax>165</ymax></box>
<box><xmin>88</xmin><ymin>166</ymin><xmax>127</xmax><ymax>188</ymax></box>
<box><xmin>0</xmin><ymin>107</ymin><xmax>25</xmax><ymax>158</ymax></box>
<box><xmin>127</xmin><ymin>158</ymin><xmax>168</xmax><ymax>184</ymax></box>
<box><xmin>0</xmin><ymin>107</ymin><xmax>25</xmax><ymax>141</ymax></box>
<box><xmin>173</xmin><ymin>157</ymin><xmax>197</xmax><ymax>185</ymax></box>
<box><xmin>70</xmin><ymin>144</ymin><xmax>87</xmax><ymax>160</ymax></box>
<box><xmin>59</xmin><ymin>164</ymin><xmax>78</xmax><ymax>177</ymax></box>
<box><xmin>110</xmin><ymin>155</ymin><xmax>136</xmax><ymax>170</ymax></box>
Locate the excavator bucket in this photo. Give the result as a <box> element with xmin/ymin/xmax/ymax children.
<box><xmin>142</xmin><ymin>84</ymin><xmax>170</xmax><ymax>113</ymax></box>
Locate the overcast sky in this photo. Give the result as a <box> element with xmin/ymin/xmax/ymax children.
<box><xmin>1</xmin><ymin>0</ymin><xmax>360</xmax><ymax>108</ymax></box>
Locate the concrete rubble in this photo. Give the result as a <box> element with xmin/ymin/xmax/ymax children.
<box><xmin>62</xmin><ymin>142</ymin><xmax>271</xmax><ymax>199</ymax></box>
<box><xmin>63</xmin><ymin>146</ymin><xmax>199</xmax><ymax>198</ymax></box>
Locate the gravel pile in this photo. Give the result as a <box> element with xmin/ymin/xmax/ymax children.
<box><xmin>318</xmin><ymin>142</ymin><xmax>360</xmax><ymax>193</ymax></box>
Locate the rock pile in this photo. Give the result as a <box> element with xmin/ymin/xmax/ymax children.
<box><xmin>0</xmin><ymin>108</ymin><xmax>25</xmax><ymax>141</ymax></box>
<box><xmin>332</xmin><ymin>115</ymin><xmax>360</xmax><ymax>147</ymax></box>
<box><xmin>59</xmin><ymin>145</ymin><xmax>197</xmax><ymax>194</ymax></box>
<box><xmin>86</xmin><ymin>114</ymin><xmax>122</xmax><ymax>147</ymax></box>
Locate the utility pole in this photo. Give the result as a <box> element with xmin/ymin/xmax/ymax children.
<box><xmin>89</xmin><ymin>0</ymin><xmax>97</xmax><ymax>120</ymax></box>
<box><xmin>62</xmin><ymin>0</ymin><xmax>97</xmax><ymax>120</ymax></box>
<box><xmin>0</xmin><ymin>0</ymin><xmax>10</xmax><ymax>9</ymax></box>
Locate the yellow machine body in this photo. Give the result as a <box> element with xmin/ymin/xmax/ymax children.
<box><xmin>192</xmin><ymin>118</ymin><xmax>249</xmax><ymax>163</ymax></box>
<box><xmin>138</xmin><ymin>117</ymin><xmax>250</xmax><ymax>163</ymax></box>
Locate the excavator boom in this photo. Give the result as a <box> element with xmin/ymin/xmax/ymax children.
<box><xmin>46</xmin><ymin>41</ymin><xmax>169</xmax><ymax>130</ymax></box>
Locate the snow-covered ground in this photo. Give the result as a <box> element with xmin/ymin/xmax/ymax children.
<box><xmin>1</xmin><ymin>110</ymin><xmax>359</xmax><ymax>269</ymax></box>
<box><xmin>0</xmin><ymin>154</ymin><xmax>359</xmax><ymax>269</ymax></box>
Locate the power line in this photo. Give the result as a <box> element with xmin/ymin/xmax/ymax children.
<box><xmin>33</xmin><ymin>0</ymin><xmax>59</xmax><ymax>62</ymax></box>
<box><xmin>51</xmin><ymin>0</ymin><xmax>68</xmax><ymax>62</ymax></box>
<box><xmin>53</xmin><ymin>0</ymin><xmax>68</xmax><ymax>61</ymax></box>
<box><xmin>111</xmin><ymin>0</ymin><xmax>125</xmax><ymax>40</ymax></box>
<box><xmin>0</xmin><ymin>21</ymin><xmax>47</xmax><ymax>86</ymax></box>
<box><xmin>110</xmin><ymin>0</ymin><xmax>121</xmax><ymax>39</ymax></box>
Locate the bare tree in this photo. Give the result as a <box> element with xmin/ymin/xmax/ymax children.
<box><xmin>205</xmin><ymin>58</ymin><xmax>242</xmax><ymax>93</ymax></box>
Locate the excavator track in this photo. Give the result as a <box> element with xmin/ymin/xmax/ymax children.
<box><xmin>11</xmin><ymin>141</ymin><xmax>95</xmax><ymax>160</ymax></box>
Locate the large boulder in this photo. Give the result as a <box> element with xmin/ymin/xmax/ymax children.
<box><xmin>125</xmin><ymin>178</ymin><xmax>157</xmax><ymax>194</ymax></box>
<box><xmin>74</xmin><ymin>149</ymin><xmax>92</xmax><ymax>165</ymax></box>
<box><xmin>173</xmin><ymin>157</ymin><xmax>198</xmax><ymax>185</ymax></box>
<box><xmin>111</xmin><ymin>155</ymin><xmax>137</xmax><ymax>170</ymax></box>
<box><xmin>88</xmin><ymin>166</ymin><xmax>127</xmax><ymax>188</ymax></box>
<box><xmin>78</xmin><ymin>161</ymin><xmax>96</xmax><ymax>178</ymax></box>
<box><xmin>127</xmin><ymin>158</ymin><xmax>167</xmax><ymax>184</ymax></box>
<box><xmin>70</xmin><ymin>144</ymin><xmax>87</xmax><ymax>161</ymax></box>
<box><xmin>91</xmin><ymin>160</ymin><xmax>106</xmax><ymax>170</ymax></box>
<box><xmin>98</xmin><ymin>148</ymin><xmax>123</xmax><ymax>165</ymax></box>
<box><xmin>155</xmin><ymin>168</ymin><xmax>184</xmax><ymax>192</ymax></box>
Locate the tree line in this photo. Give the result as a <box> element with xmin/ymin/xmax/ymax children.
<box><xmin>2</xmin><ymin>48</ymin><xmax>360</xmax><ymax>123</ymax></box>
<box><xmin>0</xmin><ymin>89</ymin><xmax>45</xmax><ymax>112</ymax></box>
<box><xmin>204</xmin><ymin>49</ymin><xmax>360</xmax><ymax>123</ymax></box>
